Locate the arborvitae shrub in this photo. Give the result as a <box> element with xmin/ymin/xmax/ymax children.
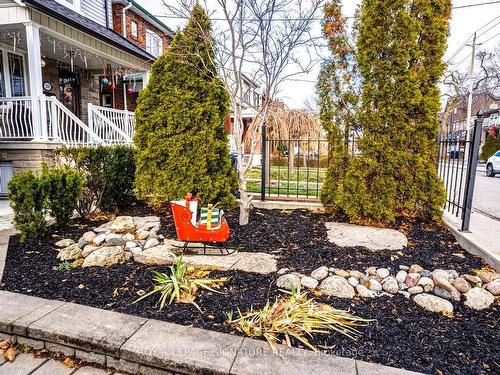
<box><xmin>134</xmin><ymin>5</ymin><xmax>236</xmax><ymax>208</ymax></box>
<box><xmin>319</xmin><ymin>0</ymin><xmax>449</xmax><ymax>222</ymax></box>
<box><xmin>55</xmin><ymin>145</ymin><xmax>135</xmax><ymax>216</ymax></box>
<box><xmin>42</xmin><ymin>164</ymin><xmax>83</xmax><ymax>226</ymax></box>
<box><xmin>8</xmin><ymin>171</ymin><xmax>47</xmax><ymax>242</ymax></box>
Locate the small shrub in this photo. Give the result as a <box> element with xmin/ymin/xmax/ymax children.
<box><xmin>8</xmin><ymin>171</ymin><xmax>47</xmax><ymax>242</ymax></box>
<box><xmin>57</xmin><ymin>261</ymin><xmax>76</xmax><ymax>270</ymax></box>
<box><xmin>42</xmin><ymin>165</ymin><xmax>83</xmax><ymax>226</ymax></box>
<box><xmin>134</xmin><ymin>256</ymin><xmax>227</xmax><ymax>312</ymax></box>
<box><xmin>225</xmin><ymin>289</ymin><xmax>372</xmax><ymax>355</ymax></box>
<box><xmin>55</xmin><ymin>145</ymin><xmax>135</xmax><ymax>217</ymax></box>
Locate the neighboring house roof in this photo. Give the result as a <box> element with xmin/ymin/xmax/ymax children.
<box><xmin>22</xmin><ymin>0</ymin><xmax>156</xmax><ymax>61</ymax></box>
<box><xmin>112</xmin><ymin>0</ymin><xmax>175</xmax><ymax>37</ymax></box>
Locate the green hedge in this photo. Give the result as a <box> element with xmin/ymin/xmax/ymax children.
<box><xmin>8</xmin><ymin>166</ymin><xmax>83</xmax><ymax>241</ymax></box>
<box><xmin>55</xmin><ymin>145</ymin><xmax>135</xmax><ymax>217</ymax></box>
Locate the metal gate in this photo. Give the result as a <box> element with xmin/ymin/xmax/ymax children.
<box><xmin>437</xmin><ymin>112</ymin><xmax>484</xmax><ymax>231</ymax></box>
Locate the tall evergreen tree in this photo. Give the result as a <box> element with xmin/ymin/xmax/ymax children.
<box><xmin>134</xmin><ymin>5</ymin><xmax>236</xmax><ymax>207</ymax></box>
<box><xmin>320</xmin><ymin>0</ymin><xmax>449</xmax><ymax>222</ymax></box>
<box><xmin>318</xmin><ymin>1</ymin><xmax>360</xmax><ymax>211</ymax></box>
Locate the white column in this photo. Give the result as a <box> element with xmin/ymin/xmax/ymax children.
<box><xmin>24</xmin><ymin>22</ymin><xmax>46</xmax><ymax>140</ymax></box>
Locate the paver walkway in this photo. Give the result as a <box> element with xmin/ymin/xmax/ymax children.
<box><xmin>0</xmin><ymin>353</ymin><xmax>116</xmax><ymax>375</ymax></box>
<box><xmin>0</xmin><ymin>200</ymin><xmax>13</xmax><ymax>233</ymax></box>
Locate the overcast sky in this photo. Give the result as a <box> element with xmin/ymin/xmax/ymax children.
<box><xmin>137</xmin><ymin>0</ymin><xmax>500</xmax><ymax>109</ymax></box>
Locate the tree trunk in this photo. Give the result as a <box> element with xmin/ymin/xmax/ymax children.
<box><xmin>238</xmin><ymin>178</ymin><xmax>252</xmax><ymax>225</ymax></box>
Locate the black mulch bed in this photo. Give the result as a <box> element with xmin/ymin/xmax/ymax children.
<box><xmin>2</xmin><ymin>202</ymin><xmax>499</xmax><ymax>374</ymax></box>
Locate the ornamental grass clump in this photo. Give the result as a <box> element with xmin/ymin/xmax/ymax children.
<box><xmin>134</xmin><ymin>256</ymin><xmax>227</xmax><ymax>312</ymax></box>
<box><xmin>226</xmin><ymin>289</ymin><xmax>372</xmax><ymax>355</ymax></box>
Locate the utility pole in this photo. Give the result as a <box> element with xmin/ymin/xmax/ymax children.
<box><xmin>465</xmin><ymin>33</ymin><xmax>477</xmax><ymax>142</ymax></box>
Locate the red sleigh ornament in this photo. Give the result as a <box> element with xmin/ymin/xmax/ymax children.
<box><xmin>170</xmin><ymin>193</ymin><xmax>235</xmax><ymax>255</ymax></box>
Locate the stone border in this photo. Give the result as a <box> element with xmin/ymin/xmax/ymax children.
<box><xmin>443</xmin><ymin>212</ymin><xmax>500</xmax><ymax>272</ymax></box>
<box><xmin>0</xmin><ymin>291</ymin><xmax>423</xmax><ymax>375</ymax></box>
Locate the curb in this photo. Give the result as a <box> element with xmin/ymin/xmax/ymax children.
<box><xmin>442</xmin><ymin>214</ymin><xmax>500</xmax><ymax>272</ymax></box>
<box><xmin>0</xmin><ymin>290</ymin><xmax>424</xmax><ymax>375</ymax></box>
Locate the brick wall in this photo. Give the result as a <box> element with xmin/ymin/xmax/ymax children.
<box><xmin>112</xmin><ymin>4</ymin><xmax>170</xmax><ymax>55</ymax></box>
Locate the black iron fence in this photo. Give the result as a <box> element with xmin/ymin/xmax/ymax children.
<box><xmin>437</xmin><ymin>113</ymin><xmax>483</xmax><ymax>231</ymax></box>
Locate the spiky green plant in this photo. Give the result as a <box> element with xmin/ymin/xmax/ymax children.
<box><xmin>134</xmin><ymin>256</ymin><xmax>227</xmax><ymax>312</ymax></box>
<box><xmin>226</xmin><ymin>289</ymin><xmax>372</xmax><ymax>355</ymax></box>
<box><xmin>57</xmin><ymin>262</ymin><xmax>76</xmax><ymax>271</ymax></box>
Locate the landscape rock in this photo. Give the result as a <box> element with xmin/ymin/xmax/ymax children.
<box><xmin>347</xmin><ymin>276</ymin><xmax>359</xmax><ymax>287</ymax></box>
<box><xmin>81</xmin><ymin>231</ymin><xmax>96</xmax><ymax>243</ymax></box>
<box><xmin>124</xmin><ymin>252</ymin><xmax>133</xmax><ymax>261</ymax></box>
<box><xmin>477</xmin><ymin>271</ymin><xmax>500</xmax><ymax>284</ymax></box>
<box><xmin>77</xmin><ymin>241</ymin><xmax>87</xmax><ymax>249</ymax></box>
<box><xmin>464</xmin><ymin>287</ymin><xmax>495</xmax><ymax>310</ymax></box>
<box><xmin>398</xmin><ymin>282</ymin><xmax>408</xmax><ymax>290</ymax></box>
<box><xmin>485</xmin><ymin>279</ymin><xmax>500</xmax><ymax>296</ymax></box>
<box><xmin>447</xmin><ymin>270</ymin><xmax>459</xmax><ymax>279</ymax></box>
<box><xmin>405</xmin><ymin>273</ymin><xmax>421</xmax><ymax>287</ymax></box>
<box><xmin>398</xmin><ymin>290</ymin><xmax>411</xmax><ymax>299</ymax></box>
<box><xmin>376</xmin><ymin>268</ymin><xmax>390</xmax><ymax>279</ymax></box>
<box><xmin>136</xmin><ymin>230</ymin><xmax>150</xmax><ymax>240</ymax></box>
<box><xmin>318</xmin><ymin>276</ymin><xmax>356</xmax><ymax>298</ymax></box>
<box><xmin>277</xmin><ymin>268</ymin><xmax>290</xmax><ymax>276</ymax></box>
<box><xmin>433</xmin><ymin>286</ymin><xmax>452</xmax><ymax>300</ymax></box>
<box><xmin>463</xmin><ymin>274</ymin><xmax>482</xmax><ymax>286</ymax></box>
<box><xmin>417</xmin><ymin>277</ymin><xmax>434</xmax><ymax>289</ymax></box>
<box><xmin>409</xmin><ymin>264</ymin><xmax>423</xmax><ymax>274</ymax></box>
<box><xmin>334</xmin><ymin>269</ymin><xmax>350</xmax><ymax>278</ymax></box>
<box><xmin>433</xmin><ymin>276</ymin><xmax>454</xmax><ymax>292</ymax></box>
<box><xmin>57</xmin><ymin>244</ymin><xmax>82</xmax><ymax>261</ymax></box>
<box><xmin>433</xmin><ymin>269</ymin><xmax>451</xmax><ymax>281</ymax></box>
<box><xmin>311</xmin><ymin>266</ymin><xmax>329</xmax><ymax>281</ymax></box>
<box><xmin>407</xmin><ymin>286</ymin><xmax>424</xmax><ymax>295</ymax></box>
<box><xmin>55</xmin><ymin>239</ymin><xmax>75</xmax><ymax>248</ymax></box>
<box><xmin>452</xmin><ymin>277</ymin><xmax>471</xmax><ymax>293</ymax></box>
<box><xmin>276</xmin><ymin>274</ymin><xmax>302</xmax><ymax>290</ymax></box>
<box><xmin>356</xmin><ymin>285</ymin><xmax>377</xmax><ymax>298</ymax></box>
<box><xmin>93</xmin><ymin>222</ymin><xmax>110</xmax><ymax>233</ymax></box>
<box><xmin>381</xmin><ymin>276</ymin><xmax>399</xmax><ymax>294</ymax></box>
<box><xmin>105</xmin><ymin>233</ymin><xmax>124</xmax><ymax>246</ymax></box>
<box><xmin>325</xmin><ymin>222</ymin><xmax>407</xmax><ymax>251</ymax></box>
<box><xmin>93</xmin><ymin>234</ymin><xmax>107</xmax><ymax>246</ymax></box>
<box><xmin>125</xmin><ymin>241</ymin><xmax>138</xmax><ymax>249</ymax></box>
<box><xmin>122</xmin><ymin>233</ymin><xmax>135</xmax><ymax>242</ymax></box>
<box><xmin>414</xmin><ymin>294</ymin><xmax>454</xmax><ymax>314</ymax></box>
<box><xmin>421</xmin><ymin>270</ymin><xmax>432</xmax><ymax>278</ymax></box>
<box><xmin>366</xmin><ymin>279</ymin><xmax>383</xmax><ymax>291</ymax></box>
<box><xmin>349</xmin><ymin>270</ymin><xmax>364</xmax><ymax>280</ymax></box>
<box><xmin>133</xmin><ymin>245</ymin><xmax>176</xmax><ymax>266</ymax></box>
<box><xmin>82</xmin><ymin>246</ymin><xmax>125</xmax><ymax>267</ymax></box>
<box><xmin>144</xmin><ymin>238</ymin><xmax>160</xmax><ymax>250</ymax></box>
<box><xmin>366</xmin><ymin>267</ymin><xmax>377</xmax><ymax>276</ymax></box>
<box><xmin>396</xmin><ymin>270</ymin><xmax>407</xmax><ymax>283</ymax></box>
<box><xmin>399</xmin><ymin>265</ymin><xmax>409</xmax><ymax>271</ymax></box>
<box><xmin>82</xmin><ymin>245</ymin><xmax>99</xmax><ymax>258</ymax></box>
<box><xmin>109</xmin><ymin>216</ymin><xmax>135</xmax><ymax>233</ymax></box>
<box><xmin>301</xmin><ymin>276</ymin><xmax>319</xmax><ymax>289</ymax></box>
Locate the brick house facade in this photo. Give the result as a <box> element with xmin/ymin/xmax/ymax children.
<box><xmin>110</xmin><ymin>1</ymin><xmax>173</xmax><ymax>111</ymax></box>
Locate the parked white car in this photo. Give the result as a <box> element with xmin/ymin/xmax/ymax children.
<box><xmin>486</xmin><ymin>150</ymin><xmax>500</xmax><ymax>177</ymax></box>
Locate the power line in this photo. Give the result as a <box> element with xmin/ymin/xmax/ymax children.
<box><xmin>154</xmin><ymin>1</ymin><xmax>500</xmax><ymax>22</ymax></box>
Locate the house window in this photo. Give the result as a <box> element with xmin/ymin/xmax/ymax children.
<box><xmin>146</xmin><ymin>30</ymin><xmax>162</xmax><ymax>57</ymax></box>
<box><xmin>55</xmin><ymin>0</ymin><xmax>80</xmax><ymax>12</ymax></box>
<box><xmin>131</xmin><ymin>21</ymin><xmax>138</xmax><ymax>38</ymax></box>
<box><xmin>8</xmin><ymin>53</ymin><xmax>26</xmax><ymax>97</ymax></box>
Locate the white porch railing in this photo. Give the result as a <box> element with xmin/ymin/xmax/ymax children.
<box><xmin>0</xmin><ymin>95</ymin><xmax>136</xmax><ymax>147</ymax></box>
<box><xmin>89</xmin><ymin>104</ymin><xmax>135</xmax><ymax>140</ymax></box>
<box><xmin>88</xmin><ymin>104</ymin><xmax>133</xmax><ymax>145</ymax></box>
<box><xmin>0</xmin><ymin>96</ymin><xmax>34</xmax><ymax>139</ymax></box>
<box><xmin>45</xmin><ymin>96</ymin><xmax>104</xmax><ymax>146</ymax></box>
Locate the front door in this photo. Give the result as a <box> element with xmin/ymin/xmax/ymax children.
<box><xmin>59</xmin><ymin>69</ymin><xmax>81</xmax><ymax>118</ymax></box>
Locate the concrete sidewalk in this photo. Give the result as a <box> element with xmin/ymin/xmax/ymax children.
<box><xmin>444</xmin><ymin>211</ymin><xmax>500</xmax><ymax>272</ymax></box>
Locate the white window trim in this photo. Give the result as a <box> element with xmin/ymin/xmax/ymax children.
<box><xmin>131</xmin><ymin>21</ymin><xmax>138</xmax><ymax>38</ymax></box>
<box><xmin>0</xmin><ymin>45</ymin><xmax>27</xmax><ymax>98</ymax></box>
<box><xmin>146</xmin><ymin>29</ymin><xmax>162</xmax><ymax>57</ymax></box>
<box><xmin>54</xmin><ymin>0</ymin><xmax>81</xmax><ymax>13</ymax></box>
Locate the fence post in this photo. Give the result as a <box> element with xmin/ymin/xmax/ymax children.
<box><xmin>261</xmin><ymin>122</ymin><xmax>267</xmax><ymax>201</ymax></box>
<box><xmin>461</xmin><ymin>111</ymin><xmax>483</xmax><ymax>232</ymax></box>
